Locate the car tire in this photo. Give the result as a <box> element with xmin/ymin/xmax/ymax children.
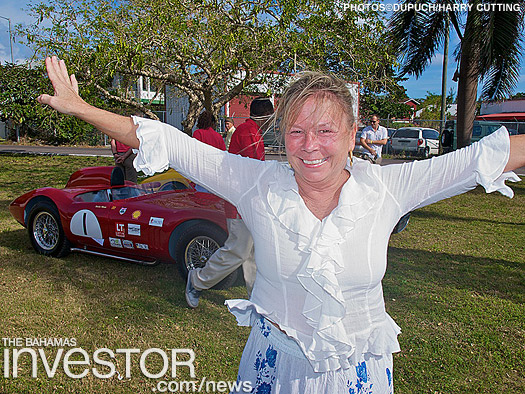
<box><xmin>27</xmin><ymin>201</ymin><xmax>70</xmax><ymax>257</ymax></box>
<box><xmin>173</xmin><ymin>221</ymin><xmax>238</xmax><ymax>290</ymax></box>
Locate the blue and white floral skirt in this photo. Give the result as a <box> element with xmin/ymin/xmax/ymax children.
<box><xmin>232</xmin><ymin>315</ymin><xmax>394</xmax><ymax>394</ymax></box>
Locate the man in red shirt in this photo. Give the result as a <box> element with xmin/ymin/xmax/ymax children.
<box><xmin>228</xmin><ymin>114</ymin><xmax>265</xmax><ymax>160</ymax></box>
<box><xmin>186</xmin><ymin>98</ymin><xmax>274</xmax><ymax>308</ymax></box>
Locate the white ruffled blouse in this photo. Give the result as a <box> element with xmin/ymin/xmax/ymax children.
<box><xmin>132</xmin><ymin>118</ymin><xmax>519</xmax><ymax>373</ymax></box>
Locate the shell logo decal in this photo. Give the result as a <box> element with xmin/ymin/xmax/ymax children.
<box><xmin>132</xmin><ymin>210</ymin><xmax>141</xmax><ymax>219</ymax></box>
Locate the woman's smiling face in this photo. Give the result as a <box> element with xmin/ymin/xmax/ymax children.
<box><xmin>285</xmin><ymin>95</ymin><xmax>356</xmax><ymax>191</ymax></box>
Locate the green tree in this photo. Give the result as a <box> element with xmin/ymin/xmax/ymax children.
<box><xmin>415</xmin><ymin>90</ymin><xmax>456</xmax><ymax>127</ymax></box>
<box><xmin>0</xmin><ymin>63</ymin><xmax>127</xmax><ymax>144</ymax></box>
<box><xmin>389</xmin><ymin>0</ymin><xmax>525</xmax><ymax>148</ymax></box>
<box><xmin>511</xmin><ymin>92</ymin><xmax>525</xmax><ymax>99</ymax></box>
<box><xmin>21</xmin><ymin>0</ymin><xmax>400</xmax><ymax>134</ymax></box>
<box><xmin>0</xmin><ymin>63</ymin><xmax>89</xmax><ymax>143</ymax></box>
<box><xmin>360</xmin><ymin>92</ymin><xmax>413</xmax><ymax>121</ymax></box>
<box><xmin>0</xmin><ymin>63</ymin><xmax>46</xmax><ymax>140</ymax></box>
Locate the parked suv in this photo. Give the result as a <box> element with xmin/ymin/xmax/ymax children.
<box><xmin>391</xmin><ymin>127</ymin><xmax>439</xmax><ymax>158</ymax></box>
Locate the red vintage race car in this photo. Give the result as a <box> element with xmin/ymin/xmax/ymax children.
<box><xmin>9</xmin><ymin>166</ymin><xmax>238</xmax><ymax>288</ymax></box>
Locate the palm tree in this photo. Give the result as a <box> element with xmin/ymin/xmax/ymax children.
<box><xmin>389</xmin><ymin>0</ymin><xmax>525</xmax><ymax>148</ymax></box>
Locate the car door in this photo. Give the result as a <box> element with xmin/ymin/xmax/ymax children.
<box><xmin>68</xmin><ymin>189</ymin><xmax>112</xmax><ymax>249</ymax></box>
<box><xmin>105</xmin><ymin>186</ymin><xmax>163</xmax><ymax>262</ymax></box>
<box><xmin>105</xmin><ymin>198</ymin><xmax>150</xmax><ymax>257</ymax></box>
<box><xmin>423</xmin><ymin>129</ymin><xmax>440</xmax><ymax>155</ymax></box>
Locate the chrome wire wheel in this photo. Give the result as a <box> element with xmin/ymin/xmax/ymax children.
<box><xmin>32</xmin><ymin>211</ymin><xmax>60</xmax><ymax>251</ymax></box>
<box><xmin>184</xmin><ymin>235</ymin><xmax>220</xmax><ymax>271</ymax></box>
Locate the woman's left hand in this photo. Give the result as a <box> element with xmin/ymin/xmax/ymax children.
<box><xmin>505</xmin><ymin>134</ymin><xmax>525</xmax><ymax>172</ymax></box>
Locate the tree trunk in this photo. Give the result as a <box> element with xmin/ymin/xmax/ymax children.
<box><xmin>455</xmin><ymin>6</ymin><xmax>480</xmax><ymax>149</ymax></box>
<box><xmin>182</xmin><ymin>100</ymin><xmax>202</xmax><ymax>136</ymax></box>
<box><xmin>182</xmin><ymin>95</ymin><xmax>223</xmax><ymax>136</ymax></box>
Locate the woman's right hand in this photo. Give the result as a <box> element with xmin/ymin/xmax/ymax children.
<box><xmin>37</xmin><ymin>56</ymin><xmax>89</xmax><ymax>116</ymax></box>
<box><xmin>36</xmin><ymin>56</ymin><xmax>140</xmax><ymax>148</ymax></box>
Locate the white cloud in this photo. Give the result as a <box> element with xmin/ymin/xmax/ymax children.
<box><xmin>0</xmin><ymin>0</ymin><xmax>35</xmax><ymax>25</ymax></box>
<box><xmin>430</xmin><ymin>53</ymin><xmax>444</xmax><ymax>67</ymax></box>
<box><xmin>0</xmin><ymin>42</ymin><xmax>9</xmax><ymax>63</ymax></box>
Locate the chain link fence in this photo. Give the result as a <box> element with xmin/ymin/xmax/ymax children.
<box><xmin>380</xmin><ymin>118</ymin><xmax>525</xmax><ymax>135</ymax></box>
<box><xmin>53</xmin><ymin>114</ymin><xmax>524</xmax><ymax>150</ymax></box>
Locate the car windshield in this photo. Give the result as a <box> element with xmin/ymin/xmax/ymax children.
<box><xmin>110</xmin><ymin>186</ymin><xmax>148</xmax><ymax>200</ymax></box>
<box><xmin>394</xmin><ymin>129</ymin><xmax>419</xmax><ymax>138</ymax></box>
<box><xmin>76</xmin><ymin>180</ymin><xmax>191</xmax><ymax>202</ymax></box>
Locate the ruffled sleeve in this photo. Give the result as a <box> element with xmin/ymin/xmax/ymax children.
<box><xmin>131</xmin><ymin>116</ymin><xmax>268</xmax><ymax>206</ymax></box>
<box><xmin>472</xmin><ymin>127</ymin><xmax>520</xmax><ymax>197</ymax></box>
<box><xmin>381</xmin><ymin>127</ymin><xmax>521</xmax><ymax>214</ymax></box>
<box><xmin>132</xmin><ymin>116</ymin><xmax>173</xmax><ymax>175</ymax></box>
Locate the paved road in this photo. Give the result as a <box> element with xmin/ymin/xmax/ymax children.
<box><xmin>0</xmin><ymin>144</ymin><xmax>415</xmax><ymax>166</ymax></box>
<box><xmin>1</xmin><ymin>144</ymin><xmax>524</xmax><ymax>176</ymax></box>
<box><xmin>0</xmin><ymin>144</ymin><xmax>114</xmax><ymax>157</ymax></box>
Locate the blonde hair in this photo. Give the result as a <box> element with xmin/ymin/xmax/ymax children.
<box><xmin>272</xmin><ymin>71</ymin><xmax>355</xmax><ymax>139</ymax></box>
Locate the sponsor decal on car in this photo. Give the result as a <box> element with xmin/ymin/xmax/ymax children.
<box><xmin>149</xmin><ymin>217</ymin><xmax>164</xmax><ymax>227</ymax></box>
<box><xmin>109</xmin><ymin>238</ymin><xmax>123</xmax><ymax>248</ymax></box>
<box><xmin>132</xmin><ymin>210</ymin><xmax>141</xmax><ymax>219</ymax></box>
<box><xmin>115</xmin><ymin>223</ymin><xmax>125</xmax><ymax>237</ymax></box>
<box><xmin>122</xmin><ymin>240</ymin><xmax>134</xmax><ymax>249</ymax></box>
<box><xmin>119</xmin><ymin>207</ymin><xmax>127</xmax><ymax>215</ymax></box>
<box><xmin>111</xmin><ymin>206</ymin><xmax>116</xmax><ymax>210</ymax></box>
<box><xmin>136</xmin><ymin>243</ymin><xmax>149</xmax><ymax>250</ymax></box>
<box><xmin>128</xmin><ymin>223</ymin><xmax>141</xmax><ymax>236</ymax></box>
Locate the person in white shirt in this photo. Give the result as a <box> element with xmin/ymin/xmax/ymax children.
<box><xmin>224</xmin><ymin>117</ymin><xmax>236</xmax><ymax>149</ymax></box>
<box><xmin>37</xmin><ymin>57</ymin><xmax>525</xmax><ymax>393</ymax></box>
<box><xmin>360</xmin><ymin>114</ymin><xmax>388</xmax><ymax>163</ymax></box>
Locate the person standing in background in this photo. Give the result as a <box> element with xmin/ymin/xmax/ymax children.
<box><xmin>193</xmin><ymin>111</ymin><xmax>226</xmax><ymax>151</ymax></box>
<box><xmin>224</xmin><ymin>117</ymin><xmax>236</xmax><ymax>149</ymax></box>
<box><xmin>185</xmin><ymin>98</ymin><xmax>274</xmax><ymax>308</ymax></box>
<box><xmin>111</xmin><ymin>138</ymin><xmax>138</xmax><ymax>183</ymax></box>
<box><xmin>192</xmin><ymin>111</ymin><xmax>226</xmax><ymax>193</ymax></box>
<box><xmin>360</xmin><ymin>114</ymin><xmax>388</xmax><ymax>164</ymax></box>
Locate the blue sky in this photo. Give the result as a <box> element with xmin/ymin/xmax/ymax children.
<box><xmin>1</xmin><ymin>0</ymin><xmax>524</xmax><ymax>101</ymax></box>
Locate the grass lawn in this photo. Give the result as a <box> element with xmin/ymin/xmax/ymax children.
<box><xmin>0</xmin><ymin>154</ymin><xmax>523</xmax><ymax>393</ymax></box>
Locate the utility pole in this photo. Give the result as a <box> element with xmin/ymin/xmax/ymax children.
<box><xmin>439</xmin><ymin>16</ymin><xmax>450</xmax><ymax>153</ymax></box>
